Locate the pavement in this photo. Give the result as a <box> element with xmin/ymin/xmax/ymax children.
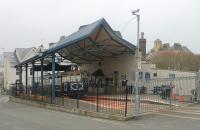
<box><xmin>1</xmin><ymin>95</ymin><xmax>200</xmax><ymax>130</ymax></box>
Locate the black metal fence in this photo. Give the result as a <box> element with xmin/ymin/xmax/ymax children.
<box><xmin>9</xmin><ymin>82</ymin><xmax>134</xmax><ymax>117</ymax></box>
<box><xmin>9</xmin><ymin>76</ymin><xmax>199</xmax><ymax>117</ymax></box>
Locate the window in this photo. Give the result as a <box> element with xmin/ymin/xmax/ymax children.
<box><xmin>145</xmin><ymin>72</ymin><xmax>150</xmax><ymax>80</ymax></box>
<box><xmin>16</xmin><ymin>71</ymin><xmax>20</xmax><ymax>75</ymax></box>
<box><xmin>153</xmin><ymin>73</ymin><xmax>157</xmax><ymax>77</ymax></box>
<box><xmin>169</xmin><ymin>74</ymin><xmax>175</xmax><ymax>79</ymax></box>
<box><xmin>139</xmin><ymin>72</ymin><xmax>143</xmax><ymax>80</ymax></box>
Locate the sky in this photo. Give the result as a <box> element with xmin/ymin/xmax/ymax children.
<box><xmin>0</xmin><ymin>0</ymin><xmax>199</xmax><ymax>53</ymax></box>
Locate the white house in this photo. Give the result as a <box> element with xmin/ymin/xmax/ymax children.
<box><xmin>3</xmin><ymin>47</ymin><xmax>38</xmax><ymax>90</ymax></box>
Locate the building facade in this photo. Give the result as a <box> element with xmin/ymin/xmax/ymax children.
<box><xmin>3</xmin><ymin>47</ymin><xmax>37</xmax><ymax>90</ymax></box>
<box><xmin>140</xmin><ymin>62</ymin><xmax>196</xmax><ymax>96</ymax></box>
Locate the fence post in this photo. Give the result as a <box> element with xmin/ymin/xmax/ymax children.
<box><xmin>77</xmin><ymin>83</ymin><xmax>79</xmax><ymax>109</ymax></box>
<box><xmin>197</xmin><ymin>70</ymin><xmax>200</xmax><ymax>103</ymax></box>
<box><xmin>96</xmin><ymin>78</ymin><xmax>99</xmax><ymax>112</ymax></box>
<box><xmin>125</xmin><ymin>80</ymin><xmax>128</xmax><ymax>117</ymax></box>
<box><xmin>15</xmin><ymin>82</ymin><xmax>17</xmax><ymax>97</ymax></box>
<box><xmin>61</xmin><ymin>74</ymin><xmax>64</xmax><ymax>106</ymax></box>
<box><xmin>169</xmin><ymin>79</ymin><xmax>173</xmax><ymax>108</ymax></box>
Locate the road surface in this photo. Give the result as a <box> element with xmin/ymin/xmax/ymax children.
<box><xmin>0</xmin><ymin>95</ymin><xmax>200</xmax><ymax>130</ymax></box>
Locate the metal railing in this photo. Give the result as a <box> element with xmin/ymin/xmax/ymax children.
<box><xmin>135</xmin><ymin>76</ymin><xmax>198</xmax><ymax>114</ymax></box>
<box><xmin>9</xmin><ymin>76</ymin><xmax>200</xmax><ymax>117</ymax></box>
<box><xmin>9</xmin><ymin>83</ymin><xmax>133</xmax><ymax>117</ymax></box>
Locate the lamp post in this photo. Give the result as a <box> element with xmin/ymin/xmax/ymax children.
<box><xmin>131</xmin><ymin>9</ymin><xmax>140</xmax><ymax>119</ymax></box>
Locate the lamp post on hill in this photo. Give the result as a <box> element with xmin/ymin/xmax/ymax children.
<box><xmin>131</xmin><ymin>9</ymin><xmax>141</xmax><ymax>119</ymax></box>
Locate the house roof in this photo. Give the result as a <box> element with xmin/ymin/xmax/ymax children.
<box><xmin>4</xmin><ymin>52</ymin><xmax>19</xmax><ymax>67</ymax></box>
<box><xmin>16</xmin><ymin>18</ymin><xmax>136</xmax><ymax>66</ymax></box>
<box><xmin>15</xmin><ymin>47</ymin><xmax>36</xmax><ymax>62</ymax></box>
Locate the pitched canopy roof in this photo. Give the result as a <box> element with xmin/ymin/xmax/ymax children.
<box><xmin>47</xmin><ymin>18</ymin><xmax>135</xmax><ymax>54</ymax></box>
<box><xmin>16</xmin><ymin>18</ymin><xmax>136</xmax><ymax>66</ymax></box>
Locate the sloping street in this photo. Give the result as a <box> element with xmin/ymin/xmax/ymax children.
<box><xmin>0</xmin><ymin>95</ymin><xmax>200</xmax><ymax>130</ymax></box>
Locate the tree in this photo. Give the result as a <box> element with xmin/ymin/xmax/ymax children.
<box><xmin>150</xmin><ymin>51</ymin><xmax>200</xmax><ymax>71</ymax></box>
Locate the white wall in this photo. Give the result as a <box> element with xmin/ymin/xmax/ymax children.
<box><xmin>81</xmin><ymin>53</ymin><xmax>136</xmax><ymax>85</ymax></box>
<box><xmin>140</xmin><ymin>63</ymin><xmax>197</xmax><ymax>96</ymax></box>
<box><xmin>3</xmin><ymin>59</ymin><xmax>18</xmax><ymax>90</ymax></box>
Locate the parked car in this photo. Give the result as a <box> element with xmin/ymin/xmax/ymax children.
<box><xmin>128</xmin><ymin>85</ymin><xmax>146</xmax><ymax>94</ymax></box>
<box><xmin>153</xmin><ymin>86</ymin><xmax>162</xmax><ymax>95</ymax></box>
<box><xmin>153</xmin><ymin>85</ymin><xmax>171</xmax><ymax>99</ymax></box>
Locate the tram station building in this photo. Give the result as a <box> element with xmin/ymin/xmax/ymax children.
<box><xmin>15</xmin><ymin>18</ymin><xmax>137</xmax><ymax>97</ymax></box>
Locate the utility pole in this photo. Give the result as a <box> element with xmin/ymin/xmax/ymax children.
<box><xmin>131</xmin><ymin>9</ymin><xmax>140</xmax><ymax>119</ymax></box>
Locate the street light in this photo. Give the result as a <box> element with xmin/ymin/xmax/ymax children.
<box><xmin>131</xmin><ymin>9</ymin><xmax>140</xmax><ymax>119</ymax></box>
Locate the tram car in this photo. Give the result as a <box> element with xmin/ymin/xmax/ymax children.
<box><xmin>63</xmin><ymin>81</ymin><xmax>86</xmax><ymax>98</ymax></box>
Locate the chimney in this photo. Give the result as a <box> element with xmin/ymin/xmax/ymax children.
<box><xmin>49</xmin><ymin>43</ymin><xmax>55</xmax><ymax>48</ymax></box>
<box><xmin>139</xmin><ymin>32</ymin><xmax>146</xmax><ymax>60</ymax></box>
<box><xmin>59</xmin><ymin>35</ymin><xmax>65</xmax><ymax>41</ymax></box>
<box><xmin>38</xmin><ymin>45</ymin><xmax>44</xmax><ymax>52</ymax></box>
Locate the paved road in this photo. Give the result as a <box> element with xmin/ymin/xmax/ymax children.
<box><xmin>0</xmin><ymin>95</ymin><xmax>200</xmax><ymax>130</ymax></box>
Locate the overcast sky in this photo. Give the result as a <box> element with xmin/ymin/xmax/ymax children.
<box><xmin>0</xmin><ymin>0</ymin><xmax>199</xmax><ymax>53</ymax></box>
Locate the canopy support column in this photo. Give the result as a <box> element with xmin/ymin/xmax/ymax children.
<box><xmin>32</xmin><ymin>61</ymin><xmax>35</xmax><ymax>94</ymax></box>
<box><xmin>40</xmin><ymin>59</ymin><xmax>44</xmax><ymax>97</ymax></box>
<box><xmin>51</xmin><ymin>53</ymin><xmax>56</xmax><ymax>102</ymax></box>
<box><xmin>25</xmin><ymin>64</ymin><xmax>28</xmax><ymax>94</ymax></box>
<box><xmin>19</xmin><ymin>66</ymin><xmax>22</xmax><ymax>84</ymax></box>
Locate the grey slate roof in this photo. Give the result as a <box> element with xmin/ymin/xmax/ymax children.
<box><xmin>15</xmin><ymin>48</ymin><xmax>35</xmax><ymax>61</ymax></box>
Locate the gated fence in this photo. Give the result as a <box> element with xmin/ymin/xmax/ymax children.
<box><xmin>10</xmin><ymin>81</ymin><xmax>134</xmax><ymax>117</ymax></box>
<box><xmin>9</xmin><ymin>75</ymin><xmax>200</xmax><ymax>118</ymax></box>
<box><xmin>137</xmin><ymin>76</ymin><xmax>198</xmax><ymax>114</ymax></box>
